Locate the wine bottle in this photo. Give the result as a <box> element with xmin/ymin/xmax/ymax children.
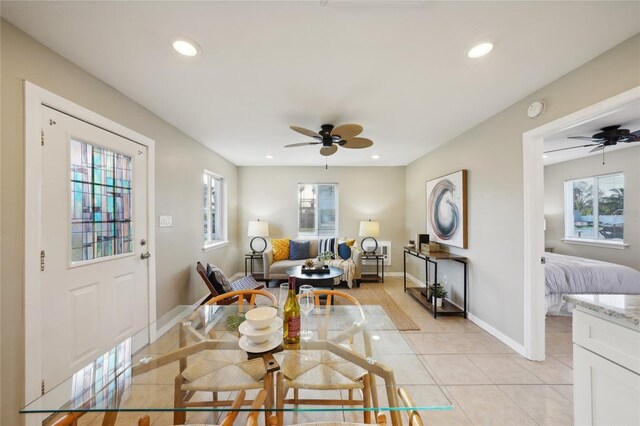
<box><xmin>283</xmin><ymin>276</ymin><xmax>301</xmax><ymax>344</ymax></box>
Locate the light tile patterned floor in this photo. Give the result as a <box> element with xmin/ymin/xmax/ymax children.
<box><xmin>79</xmin><ymin>276</ymin><xmax>573</xmax><ymax>425</ymax></box>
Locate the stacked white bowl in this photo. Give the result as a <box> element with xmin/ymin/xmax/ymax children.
<box><xmin>239</xmin><ymin>306</ymin><xmax>280</xmax><ymax>347</ymax></box>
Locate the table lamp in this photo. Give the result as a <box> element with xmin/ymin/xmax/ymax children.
<box><xmin>248</xmin><ymin>220</ymin><xmax>269</xmax><ymax>254</ymax></box>
<box><xmin>359</xmin><ymin>219</ymin><xmax>380</xmax><ymax>254</ymax></box>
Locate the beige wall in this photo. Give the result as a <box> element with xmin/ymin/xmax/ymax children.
<box><xmin>405</xmin><ymin>33</ymin><xmax>640</xmax><ymax>346</ymax></box>
<box><xmin>544</xmin><ymin>146</ymin><xmax>640</xmax><ymax>269</ymax></box>
<box><xmin>238</xmin><ymin>166</ymin><xmax>406</xmax><ymax>273</ymax></box>
<box><xmin>1</xmin><ymin>20</ymin><xmax>239</xmax><ymax>425</ymax></box>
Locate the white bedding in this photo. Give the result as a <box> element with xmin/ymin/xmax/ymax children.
<box><xmin>545</xmin><ymin>252</ymin><xmax>640</xmax><ymax>315</ymax></box>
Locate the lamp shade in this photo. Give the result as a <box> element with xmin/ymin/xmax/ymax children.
<box><xmin>359</xmin><ymin>220</ymin><xmax>380</xmax><ymax>237</ymax></box>
<box><xmin>247</xmin><ymin>220</ymin><xmax>269</xmax><ymax>237</ymax></box>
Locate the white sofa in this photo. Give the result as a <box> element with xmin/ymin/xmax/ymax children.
<box><xmin>262</xmin><ymin>239</ymin><xmax>362</xmax><ymax>287</ymax></box>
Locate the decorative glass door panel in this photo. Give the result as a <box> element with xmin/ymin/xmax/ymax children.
<box><xmin>70</xmin><ymin>139</ymin><xmax>133</xmax><ymax>263</ymax></box>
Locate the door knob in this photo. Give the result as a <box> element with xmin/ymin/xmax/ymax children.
<box><xmin>141</xmin><ymin>252</ymin><xmax>151</xmax><ymax>259</ymax></box>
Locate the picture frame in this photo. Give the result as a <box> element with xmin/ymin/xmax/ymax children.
<box><xmin>425</xmin><ymin>170</ymin><xmax>468</xmax><ymax>249</ymax></box>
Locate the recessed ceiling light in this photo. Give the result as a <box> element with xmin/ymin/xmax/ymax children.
<box><xmin>172</xmin><ymin>38</ymin><xmax>200</xmax><ymax>57</ymax></box>
<box><xmin>467</xmin><ymin>42</ymin><xmax>493</xmax><ymax>59</ymax></box>
<box><xmin>265</xmin><ymin>154</ymin><xmax>274</xmax><ymax>159</ymax></box>
<box><xmin>542</xmin><ymin>154</ymin><xmax>549</xmax><ymax>159</ymax></box>
<box><xmin>371</xmin><ymin>154</ymin><xmax>380</xmax><ymax>159</ymax></box>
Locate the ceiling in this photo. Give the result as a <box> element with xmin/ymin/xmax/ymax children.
<box><xmin>2</xmin><ymin>1</ymin><xmax>639</xmax><ymax>166</ymax></box>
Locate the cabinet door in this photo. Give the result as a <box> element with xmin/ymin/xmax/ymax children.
<box><xmin>574</xmin><ymin>345</ymin><xmax>640</xmax><ymax>425</ymax></box>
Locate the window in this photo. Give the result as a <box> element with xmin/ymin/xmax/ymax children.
<box><xmin>70</xmin><ymin>139</ymin><xmax>133</xmax><ymax>263</ymax></box>
<box><xmin>298</xmin><ymin>183</ymin><xmax>338</xmax><ymax>237</ymax></box>
<box><xmin>203</xmin><ymin>171</ymin><xmax>226</xmax><ymax>247</ymax></box>
<box><xmin>564</xmin><ymin>172</ymin><xmax>624</xmax><ymax>242</ymax></box>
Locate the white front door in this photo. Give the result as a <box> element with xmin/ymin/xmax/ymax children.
<box><xmin>40</xmin><ymin>105</ymin><xmax>149</xmax><ymax>392</ymax></box>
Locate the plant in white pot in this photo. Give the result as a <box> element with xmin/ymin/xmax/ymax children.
<box><xmin>316</xmin><ymin>251</ymin><xmax>332</xmax><ymax>268</ymax></box>
<box><xmin>428</xmin><ymin>283</ymin><xmax>448</xmax><ymax>307</ymax></box>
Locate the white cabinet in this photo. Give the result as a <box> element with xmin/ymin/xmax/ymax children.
<box><xmin>573</xmin><ymin>309</ymin><xmax>640</xmax><ymax>426</ymax></box>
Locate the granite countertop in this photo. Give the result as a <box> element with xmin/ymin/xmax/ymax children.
<box><xmin>563</xmin><ymin>294</ymin><xmax>640</xmax><ymax>330</ymax></box>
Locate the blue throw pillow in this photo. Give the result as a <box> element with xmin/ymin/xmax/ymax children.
<box><xmin>289</xmin><ymin>240</ymin><xmax>310</xmax><ymax>260</ymax></box>
<box><xmin>337</xmin><ymin>242</ymin><xmax>351</xmax><ymax>260</ymax></box>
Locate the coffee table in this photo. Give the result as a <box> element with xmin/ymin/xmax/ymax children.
<box><xmin>286</xmin><ymin>265</ymin><xmax>343</xmax><ymax>291</ymax></box>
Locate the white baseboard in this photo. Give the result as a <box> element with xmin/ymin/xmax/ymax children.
<box><xmin>467</xmin><ymin>313</ymin><xmax>526</xmax><ymax>356</ymax></box>
<box><xmin>401</xmin><ymin>273</ymin><xmax>526</xmax><ymax>356</ymax></box>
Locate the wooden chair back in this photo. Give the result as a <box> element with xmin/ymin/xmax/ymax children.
<box><xmin>206</xmin><ymin>289</ymin><xmax>277</xmax><ymax>308</ymax></box>
<box><xmin>301</xmin><ymin>288</ymin><xmax>360</xmax><ymax>306</ymax></box>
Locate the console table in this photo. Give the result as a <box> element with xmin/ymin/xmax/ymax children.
<box><xmin>402</xmin><ymin>246</ymin><xmax>468</xmax><ymax>318</ymax></box>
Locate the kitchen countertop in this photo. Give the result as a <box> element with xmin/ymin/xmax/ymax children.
<box><xmin>563</xmin><ymin>294</ymin><xmax>640</xmax><ymax>330</ymax></box>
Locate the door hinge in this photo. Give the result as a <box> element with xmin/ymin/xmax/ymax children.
<box><xmin>41</xmin><ymin>129</ymin><xmax>45</xmax><ymax>146</ymax></box>
<box><xmin>541</xmin><ymin>256</ymin><xmax>546</xmax><ymax>265</ymax></box>
<box><xmin>40</xmin><ymin>250</ymin><xmax>45</xmax><ymax>271</ymax></box>
<box><xmin>41</xmin><ymin>379</ymin><xmax>45</xmax><ymax>396</ymax></box>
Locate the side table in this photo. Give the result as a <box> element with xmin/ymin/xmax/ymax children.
<box><xmin>361</xmin><ymin>253</ymin><xmax>384</xmax><ymax>283</ymax></box>
<box><xmin>244</xmin><ymin>253</ymin><xmax>265</xmax><ymax>281</ymax></box>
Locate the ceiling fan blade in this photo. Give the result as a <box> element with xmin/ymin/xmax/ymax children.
<box><xmin>331</xmin><ymin>124</ymin><xmax>363</xmax><ymax>139</ymax></box>
<box><xmin>589</xmin><ymin>145</ymin><xmax>605</xmax><ymax>153</ymax></box>
<box><xmin>621</xmin><ymin>130</ymin><xmax>640</xmax><ymax>142</ymax></box>
<box><xmin>342</xmin><ymin>137</ymin><xmax>373</xmax><ymax>149</ymax></box>
<box><xmin>290</xmin><ymin>125</ymin><xmax>320</xmax><ymax>138</ymax></box>
<box><xmin>567</xmin><ymin>136</ymin><xmax>599</xmax><ymax>141</ymax></box>
<box><xmin>543</xmin><ymin>143</ymin><xmax>599</xmax><ymax>154</ymax></box>
<box><xmin>320</xmin><ymin>145</ymin><xmax>338</xmax><ymax>156</ymax></box>
<box><xmin>284</xmin><ymin>142</ymin><xmax>321</xmax><ymax>148</ymax></box>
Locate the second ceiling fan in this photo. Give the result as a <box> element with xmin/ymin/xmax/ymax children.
<box><xmin>285</xmin><ymin>123</ymin><xmax>373</xmax><ymax>156</ymax></box>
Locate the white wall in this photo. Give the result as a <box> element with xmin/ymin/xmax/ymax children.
<box><xmin>544</xmin><ymin>146</ymin><xmax>640</xmax><ymax>269</ymax></box>
<box><xmin>0</xmin><ymin>20</ymin><xmax>239</xmax><ymax>425</ymax></box>
<box><xmin>237</xmin><ymin>166</ymin><xmax>406</xmax><ymax>273</ymax></box>
<box><xmin>405</xmin><ymin>34</ymin><xmax>640</xmax><ymax>346</ymax></box>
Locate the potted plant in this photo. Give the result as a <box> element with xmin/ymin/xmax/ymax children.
<box><xmin>428</xmin><ymin>283</ymin><xmax>447</xmax><ymax>307</ymax></box>
<box><xmin>316</xmin><ymin>251</ymin><xmax>332</xmax><ymax>268</ymax></box>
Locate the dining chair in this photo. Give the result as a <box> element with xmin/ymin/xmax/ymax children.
<box><xmin>275</xmin><ymin>289</ymin><xmax>372</xmax><ymax>425</ymax></box>
<box><xmin>263</xmin><ymin>412</ymin><xmax>388</xmax><ymax>425</ymax></box>
<box><xmin>397</xmin><ymin>387</ymin><xmax>424</xmax><ymax>426</ymax></box>
<box><xmin>139</xmin><ymin>390</ymin><xmax>267</xmax><ymax>426</ymax></box>
<box><xmin>174</xmin><ymin>289</ymin><xmax>277</xmax><ymax>425</ymax></box>
<box><xmin>196</xmin><ymin>261</ymin><xmax>265</xmax><ymax>305</ymax></box>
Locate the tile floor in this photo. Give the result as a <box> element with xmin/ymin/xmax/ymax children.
<box><xmin>79</xmin><ymin>276</ymin><xmax>574</xmax><ymax>425</ymax></box>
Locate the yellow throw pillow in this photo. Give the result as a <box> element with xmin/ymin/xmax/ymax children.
<box><xmin>272</xmin><ymin>238</ymin><xmax>290</xmax><ymax>261</ymax></box>
<box><xmin>344</xmin><ymin>238</ymin><xmax>356</xmax><ymax>247</ymax></box>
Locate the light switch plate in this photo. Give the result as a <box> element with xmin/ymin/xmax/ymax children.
<box><xmin>159</xmin><ymin>216</ymin><xmax>172</xmax><ymax>227</ymax></box>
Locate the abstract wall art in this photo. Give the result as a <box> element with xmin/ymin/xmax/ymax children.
<box><xmin>426</xmin><ymin>170</ymin><xmax>467</xmax><ymax>249</ymax></box>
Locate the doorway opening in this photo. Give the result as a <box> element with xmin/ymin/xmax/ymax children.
<box><xmin>522</xmin><ymin>86</ymin><xmax>640</xmax><ymax>360</ymax></box>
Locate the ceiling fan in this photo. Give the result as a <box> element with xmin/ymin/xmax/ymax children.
<box><xmin>544</xmin><ymin>125</ymin><xmax>640</xmax><ymax>155</ymax></box>
<box><xmin>285</xmin><ymin>123</ymin><xmax>373</xmax><ymax>156</ymax></box>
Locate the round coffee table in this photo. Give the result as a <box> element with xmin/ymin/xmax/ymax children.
<box><xmin>286</xmin><ymin>265</ymin><xmax>344</xmax><ymax>291</ymax></box>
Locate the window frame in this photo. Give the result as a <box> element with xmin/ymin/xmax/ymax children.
<box><xmin>203</xmin><ymin>170</ymin><xmax>228</xmax><ymax>251</ymax></box>
<box><xmin>563</xmin><ymin>171</ymin><xmax>626</xmax><ymax>247</ymax></box>
<box><xmin>297</xmin><ymin>183</ymin><xmax>339</xmax><ymax>238</ymax></box>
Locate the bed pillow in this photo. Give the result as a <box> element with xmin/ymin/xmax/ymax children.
<box><xmin>289</xmin><ymin>240</ymin><xmax>310</xmax><ymax>260</ymax></box>
<box><xmin>206</xmin><ymin>263</ymin><xmax>231</xmax><ymax>294</ymax></box>
<box><xmin>272</xmin><ymin>238</ymin><xmax>290</xmax><ymax>261</ymax></box>
<box><xmin>337</xmin><ymin>242</ymin><xmax>352</xmax><ymax>260</ymax></box>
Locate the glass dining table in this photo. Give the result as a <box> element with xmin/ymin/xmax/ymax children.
<box><xmin>22</xmin><ymin>302</ymin><xmax>452</xmax><ymax>425</ymax></box>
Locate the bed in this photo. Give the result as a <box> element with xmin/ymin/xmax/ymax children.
<box><xmin>545</xmin><ymin>252</ymin><xmax>640</xmax><ymax>315</ymax></box>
